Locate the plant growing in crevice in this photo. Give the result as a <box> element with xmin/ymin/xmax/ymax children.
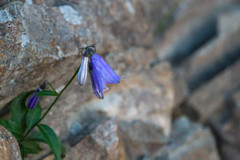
<box><xmin>0</xmin><ymin>44</ymin><xmax>124</xmax><ymax>160</ymax></box>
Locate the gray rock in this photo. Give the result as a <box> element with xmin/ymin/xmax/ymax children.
<box><xmin>208</xmin><ymin>89</ymin><xmax>240</xmax><ymax>160</ymax></box>
<box><xmin>153</xmin><ymin>117</ymin><xmax>220</xmax><ymax>160</ymax></box>
<box><xmin>119</xmin><ymin>120</ymin><xmax>167</xmax><ymax>160</ymax></box>
<box><xmin>60</xmin><ymin>61</ymin><xmax>175</xmax><ymax>138</ymax></box>
<box><xmin>65</xmin><ymin>120</ymin><xmax>127</xmax><ymax>160</ymax></box>
<box><xmin>0</xmin><ymin>0</ymin><xmax>158</xmax><ymax>109</ymax></box>
<box><xmin>188</xmin><ymin>59</ymin><xmax>240</xmax><ymax>122</ymax></box>
<box><xmin>218</xmin><ymin>7</ymin><xmax>240</xmax><ymax>36</ymax></box>
<box><xmin>183</xmin><ymin>21</ymin><xmax>240</xmax><ymax>91</ymax></box>
<box><xmin>65</xmin><ymin>119</ymin><xmax>167</xmax><ymax>160</ymax></box>
<box><xmin>156</xmin><ymin>0</ymin><xmax>235</xmax><ymax>65</ymax></box>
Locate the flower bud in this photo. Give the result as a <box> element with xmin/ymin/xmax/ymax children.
<box><xmin>27</xmin><ymin>88</ymin><xmax>41</xmax><ymax>109</ymax></box>
<box><xmin>78</xmin><ymin>57</ymin><xmax>88</xmax><ymax>86</ymax></box>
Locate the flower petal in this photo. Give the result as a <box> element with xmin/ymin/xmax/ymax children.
<box><xmin>91</xmin><ymin>54</ymin><xmax>123</xmax><ymax>84</ymax></box>
<box><xmin>90</xmin><ymin>70</ymin><xmax>105</xmax><ymax>99</ymax></box>
<box><xmin>78</xmin><ymin>57</ymin><xmax>88</xmax><ymax>86</ymax></box>
<box><xmin>27</xmin><ymin>88</ymin><xmax>41</xmax><ymax>109</ymax></box>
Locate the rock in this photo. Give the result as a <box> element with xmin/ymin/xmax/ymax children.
<box><xmin>0</xmin><ymin>125</ymin><xmax>21</xmax><ymax>160</ymax></box>
<box><xmin>188</xmin><ymin>60</ymin><xmax>240</xmax><ymax>122</ymax></box>
<box><xmin>30</xmin><ymin>47</ymin><xmax>176</xmax><ymax>142</ymax></box>
<box><xmin>172</xmin><ymin>68</ymin><xmax>189</xmax><ymax>107</ymax></box>
<box><xmin>28</xmin><ymin>48</ymin><xmax>176</xmax><ymax>159</ymax></box>
<box><xmin>156</xmin><ymin>0</ymin><xmax>235</xmax><ymax>65</ymax></box>
<box><xmin>207</xmin><ymin>89</ymin><xmax>240</xmax><ymax>160</ymax></box>
<box><xmin>59</xmin><ymin>61</ymin><xmax>175</xmax><ymax>138</ymax></box>
<box><xmin>66</xmin><ymin>119</ymin><xmax>167</xmax><ymax>160</ymax></box>
<box><xmin>218</xmin><ymin>7</ymin><xmax>240</xmax><ymax>36</ymax></box>
<box><xmin>119</xmin><ymin>120</ymin><xmax>167</xmax><ymax>160</ymax></box>
<box><xmin>153</xmin><ymin>117</ymin><xmax>220</xmax><ymax>160</ymax></box>
<box><xmin>233</xmin><ymin>89</ymin><xmax>240</xmax><ymax>108</ymax></box>
<box><xmin>1</xmin><ymin>0</ymin><xmax>240</xmax><ymax>159</ymax></box>
<box><xmin>42</xmin><ymin>155</ymin><xmax>54</xmax><ymax>160</ymax></box>
<box><xmin>0</xmin><ymin>0</ymin><xmax>160</xmax><ymax>110</ymax></box>
<box><xmin>65</xmin><ymin>120</ymin><xmax>127</xmax><ymax>160</ymax></box>
<box><xmin>183</xmin><ymin>19</ymin><xmax>240</xmax><ymax>91</ymax></box>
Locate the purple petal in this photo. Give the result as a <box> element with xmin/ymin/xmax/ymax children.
<box><xmin>90</xmin><ymin>70</ymin><xmax>105</xmax><ymax>99</ymax></box>
<box><xmin>27</xmin><ymin>92</ymin><xmax>36</xmax><ymax>107</ymax></box>
<box><xmin>91</xmin><ymin>54</ymin><xmax>123</xmax><ymax>84</ymax></box>
<box><xmin>27</xmin><ymin>88</ymin><xmax>41</xmax><ymax>109</ymax></box>
<box><xmin>29</xmin><ymin>97</ymin><xmax>40</xmax><ymax>109</ymax></box>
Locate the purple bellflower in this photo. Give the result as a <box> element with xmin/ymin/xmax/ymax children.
<box><xmin>27</xmin><ymin>88</ymin><xmax>41</xmax><ymax>109</ymax></box>
<box><xmin>90</xmin><ymin>53</ymin><xmax>123</xmax><ymax>99</ymax></box>
<box><xmin>27</xmin><ymin>82</ymin><xmax>46</xmax><ymax>109</ymax></box>
<box><xmin>78</xmin><ymin>56</ymin><xmax>88</xmax><ymax>86</ymax></box>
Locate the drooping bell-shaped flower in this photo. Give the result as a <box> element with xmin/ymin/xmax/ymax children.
<box><xmin>90</xmin><ymin>53</ymin><xmax>123</xmax><ymax>99</ymax></box>
<box><xmin>27</xmin><ymin>88</ymin><xmax>41</xmax><ymax>109</ymax></box>
<box><xmin>77</xmin><ymin>56</ymin><xmax>88</xmax><ymax>86</ymax></box>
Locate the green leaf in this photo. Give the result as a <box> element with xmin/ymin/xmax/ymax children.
<box><xmin>20</xmin><ymin>139</ymin><xmax>42</xmax><ymax>154</ymax></box>
<box><xmin>20</xmin><ymin>145</ymin><xmax>25</xmax><ymax>159</ymax></box>
<box><xmin>60</xmin><ymin>141</ymin><xmax>66</xmax><ymax>158</ymax></box>
<box><xmin>28</xmin><ymin>131</ymin><xmax>46</xmax><ymax>143</ymax></box>
<box><xmin>38</xmin><ymin>124</ymin><xmax>64</xmax><ymax>160</ymax></box>
<box><xmin>10</xmin><ymin>91</ymin><xmax>34</xmax><ymax>132</ymax></box>
<box><xmin>35</xmin><ymin>90</ymin><xmax>58</xmax><ymax>96</ymax></box>
<box><xmin>0</xmin><ymin>120</ymin><xmax>24</xmax><ymax>140</ymax></box>
<box><xmin>26</xmin><ymin>104</ymin><xmax>42</xmax><ymax>129</ymax></box>
<box><xmin>48</xmin><ymin>82</ymin><xmax>58</xmax><ymax>94</ymax></box>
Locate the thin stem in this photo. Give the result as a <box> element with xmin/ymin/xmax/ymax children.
<box><xmin>48</xmin><ymin>82</ymin><xmax>58</xmax><ymax>94</ymax></box>
<box><xmin>24</xmin><ymin>66</ymin><xmax>80</xmax><ymax>138</ymax></box>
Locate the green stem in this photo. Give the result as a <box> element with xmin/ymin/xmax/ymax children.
<box><xmin>24</xmin><ymin>66</ymin><xmax>80</xmax><ymax>138</ymax></box>
<box><xmin>48</xmin><ymin>82</ymin><xmax>58</xmax><ymax>94</ymax></box>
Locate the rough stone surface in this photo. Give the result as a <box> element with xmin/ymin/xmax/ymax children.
<box><xmin>156</xmin><ymin>0</ymin><xmax>235</xmax><ymax>64</ymax></box>
<box><xmin>59</xmin><ymin>61</ymin><xmax>175</xmax><ymax>138</ymax></box>
<box><xmin>218</xmin><ymin>7</ymin><xmax>240</xmax><ymax>36</ymax></box>
<box><xmin>0</xmin><ymin>125</ymin><xmax>21</xmax><ymax>160</ymax></box>
<box><xmin>153</xmin><ymin>117</ymin><xmax>220</xmax><ymax>160</ymax></box>
<box><xmin>64</xmin><ymin>119</ymin><xmax>167</xmax><ymax>160</ymax></box>
<box><xmin>1</xmin><ymin>0</ymin><xmax>240</xmax><ymax>160</ymax></box>
<box><xmin>183</xmin><ymin>25</ymin><xmax>240</xmax><ymax>89</ymax></box>
<box><xmin>0</xmin><ymin>0</ymin><xmax>158</xmax><ymax>109</ymax></box>
<box><xmin>65</xmin><ymin>120</ymin><xmax>127</xmax><ymax>160</ymax></box>
<box><xmin>33</xmin><ymin>47</ymin><xmax>175</xmax><ymax>145</ymax></box>
<box><xmin>188</xmin><ymin>60</ymin><xmax>240</xmax><ymax>122</ymax></box>
<box><xmin>119</xmin><ymin>120</ymin><xmax>167</xmax><ymax>160</ymax></box>
<box><xmin>172</xmin><ymin>68</ymin><xmax>189</xmax><ymax>107</ymax></box>
<box><xmin>208</xmin><ymin>89</ymin><xmax>240</xmax><ymax>160</ymax></box>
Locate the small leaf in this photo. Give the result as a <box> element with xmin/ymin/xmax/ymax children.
<box><xmin>28</xmin><ymin>131</ymin><xmax>46</xmax><ymax>143</ymax></box>
<box><xmin>48</xmin><ymin>82</ymin><xmax>58</xmax><ymax>94</ymax></box>
<box><xmin>38</xmin><ymin>124</ymin><xmax>64</xmax><ymax>160</ymax></box>
<box><xmin>35</xmin><ymin>90</ymin><xmax>58</xmax><ymax>96</ymax></box>
<box><xmin>26</xmin><ymin>104</ymin><xmax>42</xmax><ymax>129</ymax></box>
<box><xmin>0</xmin><ymin>120</ymin><xmax>24</xmax><ymax>140</ymax></box>
<box><xmin>20</xmin><ymin>139</ymin><xmax>42</xmax><ymax>154</ymax></box>
<box><xmin>10</xmin><ymin>91</ymin><xmax>34</xmax><ymax>132</ymax></box>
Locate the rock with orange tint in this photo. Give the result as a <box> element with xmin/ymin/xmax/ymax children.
<box><xmin>65</xmin><ymin>120</ymin><xmax>127</xmax><ymax>160</ymax></box>
<box><xmin>0</xmin><ymin>125</ymin><xmax>21</xmax><ymax>160</ymax></box>
<box><xmin>0</xmin><ymin>0</ymin><xmax>162</xmax><ymax>109</ymax></box>
<box><xmin>119</xmin><ymin>120</ymin><xmax>167</xmax><ymax>160</ymax></box>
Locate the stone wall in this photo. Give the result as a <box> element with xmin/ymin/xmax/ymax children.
<box><xmin>1</xmin><ymin>0</ymin><xmax>240</xmax><ymax>159</ymax></box>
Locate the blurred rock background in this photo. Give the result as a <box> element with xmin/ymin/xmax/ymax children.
<box><xmin>0</xmin><ymin>0</ymin><xmax>240</xmax><ymax>159</ymax></box>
